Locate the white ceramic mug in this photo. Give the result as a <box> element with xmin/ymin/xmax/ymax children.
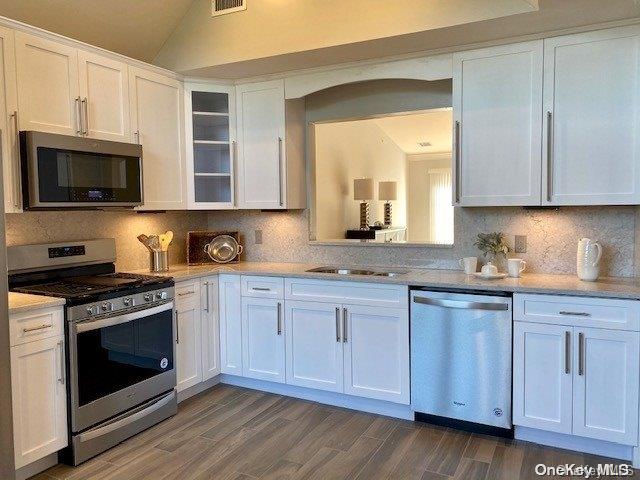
<box><xmin>507</xmin><ymin>258</ymin><xmax>526</xmax><ymax>278</ymax></box>
<box><xmin>481</xmin><ymin>262</ymin><xmax>498</xmax><ymax>276</ymax></box>
<box><xmin>459</xmin><ymin>257</ymin><xmax>478</xmax><ymax>274</ymax></box>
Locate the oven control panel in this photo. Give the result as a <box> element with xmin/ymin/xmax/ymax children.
<box><xmin>69</xmin><ymin>286</ymin><xmax>175</xmax><ymax>323</ymax></box>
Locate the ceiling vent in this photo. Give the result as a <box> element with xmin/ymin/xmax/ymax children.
<box><xmin>212</xmin><ymin>0</ymin><xmax>246</xmax><ymax>17</ymax></box>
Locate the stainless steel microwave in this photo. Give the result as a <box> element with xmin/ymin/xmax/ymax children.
<box><xmin>20</xmin><ymin>131</ymin><xmax>143</xmax><ymax>210</ymax></box>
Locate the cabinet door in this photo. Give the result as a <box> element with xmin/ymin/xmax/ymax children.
<box><xmin>201</xmin><ymin>276</ymin><xmax>220</xmax><ymax>381</ymax></box>
<box><xmin>11</xmin><ymin>336</ymin><xmax>67</xmax><ymax>469</ymax></box>
<box><xmin>176</xmin><ymin>299</ymin><xmax>202</xmax><ymax>392</ymax></box>
<box><xmin>453</xmin><ymin>41</ymin><xmax>543</xmax><ymax>206</ymax></box>
<box><xmin>78</xmin><ymin>50</ymin><xmax>130</xmax><ymax>141</ymax></box>
<box><xmin>15</xmin><ymin>31</ymin><xmax>80</xmax><ymax>135</ymax></box>
<box><xmin>129</xmin><ymin>66</ymin><xmax>186</xmax><ymax>210</ymax></box>
<box><xmin>219</xmin><ymin>275</ymin><xmax>242</xmax><ymax>374</ymax></box>
<box><xmin>343</xmin><ymin>305</ymin><xmax>409</xmax><ymax>404</ymax></box>
<box><xmin>573</xmin><ymin>328</ymin><xmax>639</xmax><ymax>444</ymax></box>
<box><xmin>0</xmin><ymin>27</ymin><xmax>19</xmax><ymax>213</ymax></box>
<box><xmin>513</xmin><ymin>322</ymin><xmax>572</xmax><ymax>434</ymax></box>
<box><xmin>241</xmin><ymin>297</ymin><xmax>285</xmax><ymax>383</ymax></box>
<box><xmin>236</xmin><ymin>79</ymin><xmax>286</xmax><ymax>209</ymax></box>
<box><xmin>543</xmin><ymin>26</ymin><xmax>640</xmax><ymax>205</ymax></box>
<box><xmin>284</xmin><ymin>300</ymin><xmax>343</xmax><ymax>393</ymax></box>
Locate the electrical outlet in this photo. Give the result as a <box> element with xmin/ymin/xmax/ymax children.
<box><xmin>254</xmin><ymin>229</ymin><xmax>263</xmax><ymax>245</ymax></box>
<box><xmin>514</xmin><ymin>235</ymin><xmax>527</xmax><ymax>254</ymax></box>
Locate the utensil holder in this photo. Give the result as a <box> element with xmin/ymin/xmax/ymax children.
<box><xmin>150</xmin><ymin>251</ymin><xmax>169</xmax><ymax>272</ymax></box>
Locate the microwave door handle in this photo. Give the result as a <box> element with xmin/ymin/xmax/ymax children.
<box><xmin>75</xmin><ymin>302</ymin><xmax>174</xmax><ymax>333</ymax></box>
<box><xmin>412</xmin><ymin>296</ymin><xmax>509</xmax><ymax>311</ymax></box>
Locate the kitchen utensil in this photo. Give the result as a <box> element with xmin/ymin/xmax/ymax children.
<box><xmin>204</xmin><ymin>235</ymin><xmax>244</xmax><ymax>263</ymax></box>
<box><xmin>481</xmin><ymin>262</ymin><xmax>498</xmax><ymax>276</ymax></box>
<box><xmin>507</xmin><ymin>258</ymin><xmax>526</xmax><ymax>278</ymax></box>
<box><xmin>577</xmin><ymin>238</ymin><xmax>602</xmax><ymax>281</ymax></box>
<box><xmin>159</xmin><ymin>230</ymin><xmax>173</xmax><ymax>252</ymax></box>
<box><xmin>473</xmin><ymin>272</ymin><xmax>508</xmax><ymax>280</ymax></box>
<box><xmin>137</xmin><ymin>234</ymin><xmax>152</xmax><ymax>251</ymax></box>
<box><xmin>147</xmin><ymin>235</ymin><xmax>160</xmax><ymax>252</ymax></box>
<box><xmin>458</xmin><ymin>257</ymin><xmax>478</xmax><ymax>274</ymax></box>
<box><xmin>187</xmin><ymin>231</ymin><xmax>241</xmax><ymax>265</ymax></box>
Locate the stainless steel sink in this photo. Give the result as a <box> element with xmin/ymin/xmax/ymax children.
<box><xmin>306</xmin><ymin>266</ymin><xmax>408</xmax><ymax>277</ymax></box>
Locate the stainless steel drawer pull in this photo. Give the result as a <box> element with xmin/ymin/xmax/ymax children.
<box><xmin>22</xmin><ymin>323</ymin><xmax>53</xmax><ymax>333</ymax></box>
<box><xmin>335</xmin><ymin>307</ymin><xmax>341</xmax><ymax>342</ymax></box>
<box><xmin>277</xmin><ymin>302</ymin><xmax>282</xmax><ymax>335</ymax></box>
<box><xmin>178</xmin><ymin>290</ymin><xmax>196</xmax><ymax>296</ymax></box>
<box><xmin>413</xmin><ymin>296</ymin><xmax>509</xmax><ymax>311</ymax></box>
<box><xmin>252</xmin><ymin>287</ymin><xmax>272</xmax><ymax>292</ymax></box>
<box><xmin>564</xmin><ymin>331</ymin><xmax>570</xmax><ymax>374</ymax></box>
<box><xmin>204</xmin><ymin>282</ymin><xmax>210</xmax><ymax>312</ymax></box>
<box><xmin>57</xmin><ymin>340</ymin><xmax>65</xmax><ymax>385</ymax></box>
<box><xmin>578</xmin><ymin>332</ymin><xmax>585</xmax><ymax>376</ymax></box>
<box><xmin>559</xmin><ymin>311</ymin><xmax>591</xmax><ymax>317</ymax></box>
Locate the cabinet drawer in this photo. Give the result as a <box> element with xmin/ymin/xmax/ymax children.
<box><xmin>10</xmin><ymin>307</ymin><xmax>64</xmax><ymax>346</ymax></box>
<box><xmin>285</xmin><ymin>278</ymin><xmax>408</xmax><ymax>308</ymax></box>
<box><xmin>242</xmin><ymin>276</ymin><xmax>284</xmax><ymax>299</ymax></box>
<box><xmin>175</xmin><ymin>280</ymin><xmax>201</xmax><ymax>307</ymax></box>
<box><xmin>514</xmin><ymin>294</ymin><xmax>640</xmax><ymax>331</ymax></box>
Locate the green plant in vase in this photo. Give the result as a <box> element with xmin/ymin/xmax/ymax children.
<box><xmin>474</xmin><ymin>232</ymin><xmax>511</xmax><ymax>271</ymax></box>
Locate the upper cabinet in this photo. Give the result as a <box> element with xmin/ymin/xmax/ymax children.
<box><xmin>129</xmin><ymin>66</ymin><xmax>187</xmax><ymax>210</ymax></box>
<box><xmin>453</xmin><ymin>41</ymin><xmax>543</xmax><ymax>206</ymax></box>
<box><xmin>78</xmin><ymin>51</ymin><xmax>130</xmax><ymax>142</ymax></box>
<box><xmin>236</xmin><ymin>79</ymin><xmax>305</xmax><ymax>210</ymax></box>
<box><xmin>543</xmin><ymin>25</ymin><xmax>640</xmax><ymax>206</ymax></box>
<box><xmin>15</xmin><ymin>32</ymin><xmax>80</xmax><ymax>136</ymax></box>
<box><xmin>185</xmin><ymin>83</ymin><xmax>236</xmax><ymax>209</ymax></box>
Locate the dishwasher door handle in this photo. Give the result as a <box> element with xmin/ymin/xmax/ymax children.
<box><xmin>412</xmin><ymin>296</ymin><xmax>509</xmax><ymax>311</ymax></box>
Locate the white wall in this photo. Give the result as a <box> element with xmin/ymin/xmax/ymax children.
<box><xmin>314</xmin><ymin>120</ymin><xmax>407</xmax><ymax>240</ymax></box>
<box><xmin>406</xmin><ymin>153</ymin><xmax>452</xmax><ymax>242</ymax></box>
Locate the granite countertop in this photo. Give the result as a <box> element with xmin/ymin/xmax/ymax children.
<box><xmin>8</xmin><ymin>292</ymin><xmax>66</xmax><ymax>314</ymax></box>
<box><xmin>132</xmin><ymin>262</ymin><xmax>640</xmax><ymax>301</ymax></box>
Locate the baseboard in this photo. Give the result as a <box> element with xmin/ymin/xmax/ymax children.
<box><xmin>177</xmin><ymin>376</ymin><xmax>221</xmax><ymax>403</ymax></box>
<box><xmin>515</xmin><ymin>426</ymin><xmax>634</xmax><ymax>462</ymax></box>
<box><xmin>219</xmin><ymin>374</ymin><xmax>413</xmax><ymax>420</ymax></box>
<box><xmin>15</xmin><ymin>453</ymin><xmax>57</xmax><ymax>480</ymax></box>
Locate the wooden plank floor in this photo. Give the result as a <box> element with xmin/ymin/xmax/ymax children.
<box><xmin>32</xmin><ymin>384</ymin><xmax>632</xmax><ymax>480</ymax></box>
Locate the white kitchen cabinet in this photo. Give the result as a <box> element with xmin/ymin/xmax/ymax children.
<box><xmin>241</xmin><ymin>297</ymin><xmax>285</xmax><ymax>383</ymax></box>
<box><xmin>129</xmin><ymin>66</ymin><xmax>186</xmax><ymax>210</ymax></box>
<box><xmin>219</xmin><ymin>274</ymin><xmax>243</xmax><ymax>374</ymax></box>
<box><xmin>452</xmin><ymin>41</ymin><xmax>543</xmax><ymax>206</ymax></box>
<box><xmin>0</xmin><ymin>26</ymin><xmax>20</xmax><ymax>213</ymax></box>
<box><xmin>513</xmin><ymin>321</ymin><xmax>573</xmax><ymax>434</ymax></box>
<box><xmin>201</xmin><ymin>276</ymin><xmax>221</xmax><ymax>381</ymax></box>
<box><xmin>78</xmin><ymin>51</ymin><xmax>130</xmax><ymax>142</ymax></box>
<box><xmin>11</xmin><ymin>335</ymin><xmax>67</xmax><ymax>469</ymax></box>
<box><xmin>343</xmin><ymin>305</ymin><xmax>409</xmax><ymax>404</ymax></box>
<box><xmin>543</xmin><ymin>25</ymin><xmax>640</xmax><ymax>205</ymax></box>
<box><xmin>185</xmin><ymin>83</ymin><xmax>236</xmax><ymax>209</ymax></box>
<box><xmin>175</xmin><ymin>280</ymin><xmax>203</xmax><ymax>392</ymax></box>
<box><xmin>15</xmin><ymin>31</ymin><xmax>80</xmax><ymax>136</ymax></box>
<box><xmin>573</xmin><ymin>328</ymin><xmax>639</xmax><ymax>445</ymax></box>
<box><xmin>285</xmin><ymin>300</ymin><xmax>343</xmax><ymax>392</ymax></box>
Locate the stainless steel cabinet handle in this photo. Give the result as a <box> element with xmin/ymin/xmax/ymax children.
<box><xmin>277</xmin><ymin>302</ymin><xmax>282</xmax><ymax>335</ymax></box>
<box><xmin>342</xmin><ymin>307</ymin><xmax>348</xmax><ymax>343</ymax></box>
<box><xmin>578</xmin><ymin>332</ymin><xmax>584</xmax><ymax>376</ymax></box>
<box><xmin>335</xmin><ymin>307</ymin><xmax>341</xmax><ymax>342</ymax></box>
<box><xmin>22</xmin><ymin>323</ymin><xmax>53</xmax><ymax>333</ymax></box>
<box><xmin>57</xmin><ymin>340</ymin><xmax>65</xmax><ymax>384</ymax></box>
<box><xmin>204</xmin><ymin>281</ymin><xmax>210</xmax><ymax>312</ymax></box>
<box><xmin>232</xmin><ymin>140</ymin><xmax>237</xmax><ymax>206</ymax></box>
<box><xmin>175</xmin><ymin>310</ymin><xmax>180</xmax><ymax>344</ymax></box>
<box><xmin>559</xmin><ymin>311</ymin><xmax>591</xmax><ymax>317</ymax></box>
<box><xmin>413</xmin><ymin>296</ymin><xmax>509</xmax><ymax>311</ymax></box>
<box><xmin>82</xmin><ymin>97</ymin><xmax>88</xmax><ymax>135</ymax></box>
<box><xmin>252</xmin><ymin>287</ymin><xmax>271</xmax><ymax>292</ymax></box>
<box><xmin>564</xmin><ymin>331</ymin><xmax>571</xmax><ymax>374</ymax></box>
<box><xmin>11</xmin><ymin>111</ymin><xmax>19</xmax><ymax>208</ymax></box>
<box><xmin>178</xmin><ymin>290</ymin><xmax>196</xmax><ymax>296</ymax></box>
<box><xmin>546</xmin><ymin>111</ymin><xmax>553</xmax><ymax>202</ymax></box>
<box><xmin>75</xmin><ymin>97</ymin><xmax>82</xmax><ymax>135</ymax></box>
<box><xmin>278</xmin><ymin>137</ymin><xmax>283</xmax><ymax>207</ymax></box>
<box><xmin>454</xmin><ymin>120</ymin><xmax>461</xmax><ymax>204</ymax></box>
<box><xmin>134</xmin><ymin>130</ymin><xmax>140</xmax><ymax>144</ymax></box>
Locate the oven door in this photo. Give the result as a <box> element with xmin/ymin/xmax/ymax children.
<box><xmin>21</xmin><ymin>131</ymin><xmax>143</xmax><ymax>209</ymax></box>
<box><xmin>69</xmin><ymin>302</ymin><xmax>176</xmax><ymax>433</ymax></box>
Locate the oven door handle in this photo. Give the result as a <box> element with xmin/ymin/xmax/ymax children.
<box><xmin>75</xmin><ymin>302</ymin><xmax>174</xmax><ymax>333</ymax></box>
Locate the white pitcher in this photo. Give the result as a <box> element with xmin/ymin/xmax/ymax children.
<box><xmin>577</xmin><ymin>238</ymin><xmax>602</xmax><ymax>282</ymax></box>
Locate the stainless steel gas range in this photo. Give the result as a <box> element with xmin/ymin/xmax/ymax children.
<box><xmin>8</xmin><ymin>239</ymin><xmax>177</xmax><ymax>465</ymax></box>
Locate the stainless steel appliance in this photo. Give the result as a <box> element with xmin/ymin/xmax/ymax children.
<box><xmin>20</xmin><ymin>131</ymin><xmax>143</xmax><ymax>209</ymax></box>
<box><xmin>410</xmin><ymin>289</ymin><xmax>513</xmax><ymax>435</ymax></box>
<box><xmin>8</xmin><ymin>239</ymin><xmax>177</xmax><ymax>465</ymax></box>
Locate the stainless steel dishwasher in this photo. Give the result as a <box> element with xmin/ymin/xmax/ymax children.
<box><xmin>410</xmin><ymin>289</ymin><xmax>513</xmax><ymax>434</ymax></box>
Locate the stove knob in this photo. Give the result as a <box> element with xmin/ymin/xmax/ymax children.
<box><xmin>101</xmin><ymin>302</ymin><xmax>113</xmax><ymax>312</ymax></box>
<box><xmin>155</xmin><ymin>291</ymin><xmax>167</xmax><ymax>301</ymax></box>
<box><xmin>144</xmin><ymin>293</ymin><xmax>152</xmax><ymax>302</ymax></box>
<box><xmin>123</xmin><ymin>297</ymin><xmax>134</xmax><ymax>307</ymax></box>
<box><xmin>86</xmin><ymin>305</ymin><xmax>98</xmax><ymax>316</ymax></box>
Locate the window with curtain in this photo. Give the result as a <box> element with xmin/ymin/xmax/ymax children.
<box><xmin>428</xmin><ymin>168</ymin><xmax>454</xmax><ymax>244</ymax></box>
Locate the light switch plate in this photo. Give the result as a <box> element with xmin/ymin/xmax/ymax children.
<box><xmin>254</xmin><ymin>230</ymin><xmax>263</xmax><ymax>245</ymax></box>
<box><xmin>514</xmin><ymin>235</ymin><xmax>527</xmax><ymax>254</ymax></box>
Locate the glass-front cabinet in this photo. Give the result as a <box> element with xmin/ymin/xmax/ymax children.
<box><xmin>185</xmin><ymin>83</ymin><xmax>236</xmax><ymax>209</ymax></box>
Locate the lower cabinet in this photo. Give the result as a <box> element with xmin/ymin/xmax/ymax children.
<box><xmin>241</xmin><ymin>297</ymin><xmax>285</xmax><ymax>382</ymax></box>
<box><xmin>10</xmin><ymin>307</ymin><xmax>67</xmax><ymax>469</ymax></box>
<box><xmin>201</xmin><ymin>276</ymin><xmax>221</xmax><ymax>381</ymax></box>
<box><xmin>513</xmin><ymin>294</ymin><xmax>640</xmax><ymax>446</ymax></box>
<box><xmin>219</xmin><ymin>275</ymin><xmax>242</xmax><ymax>374</ymax></box>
